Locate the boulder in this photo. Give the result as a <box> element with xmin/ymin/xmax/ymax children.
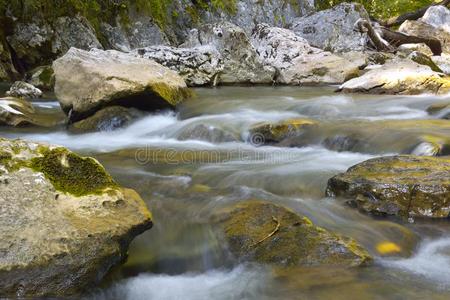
<box><xmin>251</xmin><ymin>24</ymin><xmax>363</xmax><ymax>85</ymax></box>
<box><xmin>0</xmin><ymin>138</ymin><xmax>153</xmax><ymax>297</ymax></box>
<box><xmin>290</xmin><ymin>3</ymin><xmax>370</xmax><ymax>52</ymax></box>
<box><xmin>326</xmin><ymin>156</ymin><xmax>450</xmax><ymax>218</ymax></box>
<box><xmin>183</xmin><ymin>22</ymin><xmax>275</xmax><ymax>84</ymax></box>
<box><xmin>134</xmin><ymin>22</ymin><xmax>274</xmax><ymax>86</ymax></box>
<box><xmin>28</xmin><ymin>66</ymin><xmax>55</xmax><ymax>91</ymax></box>
<box><xmin>399</xmin><ymin>20</ymin><xmax>450</xmax><ymax>54</ymax></box>
<box><xmin>338</xmin><ymin>60</ymin><xmax>450</xmax><ymax>95</ymax></box>
<box><xmin>53</xmin><ymin>48</ymin><xmax>191</xmax><ymax>122</ymax></box>
<box><xmin>134</xmin><ymin>46</ymin><xmax>222</xmax><ymax>86</ymax></box>
<box><xmin>247</xmin><ymin>118</ymin><xmax>317</xmax><ymax>145</ymax></box>
<box><xmin>6</xmin><ymin>16</ymin><xmax>102</xmax><ymax>69</ymax></box>
<box><xmin>212</xmin><ymin>200</ymin><xmax>371</xmax><ymax>267</ymax></box>
<box><xmin>6</xmin><ymin>81</ymin><xmax>42</xmax><ymax>99</ymax></box>
<box><xmin>69</xmin><ymin>106</ymin><xmax>143</xmax><ymax>133</ymax></box>
<box><xmin>421</xmin><ymin>5</ymin><xmax>450</xmax><ymax>34</ymax></box>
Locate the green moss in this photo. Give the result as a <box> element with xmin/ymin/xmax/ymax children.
<box><xmin>30</xmin><ymin>147</ymin><xmax>117</xmax><ymax>196</ymax></box>
<box><xmin>151</xmin><ymin>83</ymin><xmax>194</xmax><ymax>106</ymax></box>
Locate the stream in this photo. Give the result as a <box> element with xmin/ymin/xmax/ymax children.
<box><xmin>2</xmin><ymin>86</ymin><xmax>450</xmax><ymax>299</ymax></box>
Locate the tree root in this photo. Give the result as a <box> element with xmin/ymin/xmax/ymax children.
<box><xmin>250</xmin><ymin>216</ymin><xmax>280</xmax><ymax>248</ymax></box>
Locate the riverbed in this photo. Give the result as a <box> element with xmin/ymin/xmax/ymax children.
<box><xmin>2</xmin><ymin>86</ymin><xmax>450</xmax><ymax>299</ymax></box>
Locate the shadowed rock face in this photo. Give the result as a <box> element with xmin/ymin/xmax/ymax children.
<box><xmin>53</xmin><ymin>48</ymin><xmax>191</xmax><ymax>122</ymax></box>
<box><xmin>0</xmin><ymin>138</ymin><xmax>153</xmax><ymax>297</ymax></box>
<box><xmin>291</xmin><ymin>3</ymin><xmax>370</xmax><ymax>53</ymax></box>
<box><xmin>212</xmin><ymin>200</ymin><xmax>371</xmax><ymax>267</ymax></box>
<box><xmin>326</xmin><ymin>155</ymin><xmax>450</xmax><ymax>218</ymax></box>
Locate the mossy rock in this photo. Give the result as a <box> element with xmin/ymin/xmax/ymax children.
<box><xmin>212</xmin><ymin>200</ymin><xmax>371</xmax><ymax>267</ymax></box>
<box><xmin>327</xmin><ymin>155</ymin><xmax>450</xmax><ymax>218</ymax></box>
<box><xmin>248</xmin><ymin>119</ymin><xmax>317</xmax><ymax>145</ymax></box>
<box><xmin>0</xmin><ymin>138</ymin><xmax>152</xmax><ymax>297</ymax></box>
<box><xmin>30</xmin><ymin>147</ymin><xmax>118</xmax><ymax>197</ymax></box>
<box><xmin>408</xmin><ymin>51</ymin><xmax>442</xmax><ymax>73</ymax></box>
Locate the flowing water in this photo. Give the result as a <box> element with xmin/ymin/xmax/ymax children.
<box><xmin>2</xmin><ymin>86</ymin><xmax>450</xmax><ymax>299</ymax></box>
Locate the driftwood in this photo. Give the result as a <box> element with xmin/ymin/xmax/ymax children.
<box><xmin>380</xmin><ymin>0</ymin><xmax>450</xmax><ymax>28</ymax></box>
<box><xmin>355</xmin><ymin>19</ymin><xmax>443</xmax><ymax>56</ymax></box>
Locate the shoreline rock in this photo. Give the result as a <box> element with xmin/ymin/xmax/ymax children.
<box><xmin>338</xmin><ymin>60</ymin><xmax>450</xmax><ymax>95</ymax></box>
<box><xmin>53</xmin><ymin>48</ymin><xmax>191</xmax><ymax>122</ymax></box>
<box><xmin>0</xmin><ymin>138</ymin><xmax>153</xmax><ymax>297</ymax></box>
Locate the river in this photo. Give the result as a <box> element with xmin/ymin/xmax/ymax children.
<box><xmin>2</xmin><ymin>86</ymin><xmax>450</xmax><ymax>299</ymax></box>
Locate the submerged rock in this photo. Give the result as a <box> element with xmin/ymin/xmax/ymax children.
<box><xmin>0</xmin><ymin>138</ymin><xmax>152</xmax><ymax>297</ymax></box>
<box><xmin>6</xmin><ymin>81</ymin><xmax>42</xmax><ymax>99</ymax></box>
<box><xmin>338</xmin><ymin>60</ymin><xmax>450</xmax><ymax>95</ymax></box>
<box><xmin>427</xmin><ymin>102</ymin><xmax>450</xmax><ymax>119</ymax></box>
<box><xmin>291</xmin><ymin>3</ymin><xmax>370</xmax><ymax>52</ymax></box>
<box><xmin>69</xmin><ymin>106</ymin><xmax>143</xmax><ymax>133</ymax></box>
<box><xmin>326</xmin><ymin>156</ymin><xmax>450</xmax><ymax>218</ymax></box>
<box><xmin>0</xmin><ymin>97</ymin><xmax>59</xmax><ymax>127</ymax></box>
<box><xmin>178</xmin><ymin>124</ymin><xmax>238</xmax><ymax>143</ymax></box>
<box><xmin>248</xmin><ymin>118</ymin><xmax>317</xmax><ymax>145</ymax></box>
<box><xmin>53</xmin><ymin>48</ymin><xmax>191</xmax><ymax>122</ymax></box>
<box><xmin>251</xmin><ymin>24</ymin><xmax>363</xmax><ymax>85</ymax></box>
<box><xmin>212</xmin><ymin>201</ymin><xmax>371</xmax><ymax>267</ymax></box>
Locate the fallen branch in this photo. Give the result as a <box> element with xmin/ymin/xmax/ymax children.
<box><xmin>381</xmin><ymin>0</ymin><xmax>450</xmax><ymax>28</ymax></box>
<box><xmin>250</xmin><ymin>216</ymin><xmax>280</xmax><ymax>248</ymax></box>
<box><xmin>355</xmin><ymin>19</ymin><xmax>443</xmax><ymax>56</ymax></box>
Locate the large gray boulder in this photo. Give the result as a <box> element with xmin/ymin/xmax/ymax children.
<box><xmin>251</xmin><ymin>24</ymin><xmax>363</xmax><ymax>84</ymax></box>
<box><xmin>290</xmin><ymin>3</ymin><xmax>370</xmax><ymax>52</ymax></box>
<box><xmin>339</xmin><ymin>60</ymin><xmax>450</xmax><ymax>95</ymax></box>
<box><xmin>0</xmin><ymin>138</ymin><xmax>153</xmax><ymax>297</ymax></box>
<box><xmin>53</xmin><ymin>48</ymin><xmax>191</xmax><ymax>121</ymax></box>
<box><xmin>421</xmin><ymin>5</ymin><xmax>450</xmax><ymax>34</ymax></box>
<box><xmin>134</xmin><ymin>22</ymin><xmax>275</xmax><ymax>86</ymax></box>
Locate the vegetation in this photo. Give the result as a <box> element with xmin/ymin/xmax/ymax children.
<box><xmin>315</xmin><ymin>0</ymin><xmax>437</xmax><ymax>19</ymax></box>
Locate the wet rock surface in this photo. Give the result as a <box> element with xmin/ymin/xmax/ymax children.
<box><xmin>291</xmin><ymin>3</ymin><xmax>370</xmax><ymax>53</ymax></box>
<box><xmin>212</xmin><ymin>200</ymin><xmax>371</xmax><ymax>267</ymax></box>
<box><xmin>327</xmin><ymin>155</ymin><xmax>450</xmax><ymax>218</ymax></box>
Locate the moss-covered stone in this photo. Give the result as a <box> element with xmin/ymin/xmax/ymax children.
<box><xmin>327</xmin><ymin>155</ymin><xmax>450</xmax><ymax>218</ymax></box>
<box><xmin>212</xmin><ymin>200</ymin><xmax>371</xmax><ymax>267</ymax></box>
<box><xmin>248</xmin><ymin>119</ymin><xmax>317</xmax><ymax>145</ymax></box>
<box><xmin>30</xmin><ymin>147</ymin><xmax>118</xmax><ymax>196</ymax></box>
